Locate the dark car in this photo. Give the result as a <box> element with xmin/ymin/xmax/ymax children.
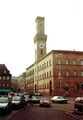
<box><xmin>51</xmin><ymin>96</ymin><xmax>68</xmax><ymax>104</ymax></box>
<box><xmin>12</xmin><ymin>96</ymin><xmax>25</xmax><ymax>109</ymax></box>
<box><xmin>74</xmin><ymin>97</ymin><xmax>83</xmax><ymax>112</ymax></box>
<box><xmin>0</xmin><ymin>96</ymin><xmax>12</xmax><ymax>115</ymax></box>
<box><xmin>39</xmin><ymin>97</ymin><xmax>51</xmax><ymax>107</ymax></box>
<box><xmin>28</xmin><ymin>96</ymin><xmax>40</xmax><ymax>104</ymax></box>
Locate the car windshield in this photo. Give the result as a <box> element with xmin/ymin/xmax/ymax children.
<box><xmin>58</xmin><ymin>96</ymin><xmax>64</xmax><ymax>99</ymax></box>
<box><xmin>32</xmin><ymin>96</ymin><xmax>39</xmax><ymax>99</ymax></box>
<box><xmin>40</xmin><ymin>97</ymin><xmax>49</xmax><ymax>100</ymax></box>
<box><xmin>0</xmin><ymin>97</ymin><xmax>8</xmax><ymax>103</ymax></box>
<box><xmin>12</xmin><ymin>96</ymin><xmax>21</xmax><ymax>101</ymax></box>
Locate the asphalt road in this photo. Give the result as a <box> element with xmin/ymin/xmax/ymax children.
<box><xmin>0</xmin><ymin>104</ymin><xmax>78</xmax><ymax>120</ymax></box>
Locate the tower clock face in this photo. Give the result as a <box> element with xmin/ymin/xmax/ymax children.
<box><xmin>39</xmin><ymin>43</ymin><xmax>45</xmax><ymax>49</ymax></box>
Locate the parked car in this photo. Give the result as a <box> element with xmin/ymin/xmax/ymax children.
<box><xmin>0</xmin><ymin>96</ymin><xmax>12</xmax><ymax>115</ymax></box>
<box><xmin>12</xmin><ymin>95</ymin><xmax>25</xmax><ymax>109</ymax></box>
<box><xmin>28</xmin><ymin>96</ymin><xmax>40</xmax><ymax>104</ymax></box>
<box><xmin>74</xmin><ymin>97</ymin><xmax>83</xmax><ymax>112</ymax></box>
<box><xmin>51</xmin><ymin>96</ymin><xmax>68</xmax><ymax>104</ymax></box>
<box><xmin>39</xmin><ymin>97</ymin><xmax>51</xmax><ymax>107</ymax></box>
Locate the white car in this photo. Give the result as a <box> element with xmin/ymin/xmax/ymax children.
<box><xmin>51</xmin><ymin>96</ymin><xmax>68</xmax><ymax>104</ymax></box>
<box><xmin>0</xmin><ymin>96</ymin><xmax>12</xmax><ymax>114</ymax></box>
<box><xmin>12</xmin><ymin>96</ymin><xmax>25</xmax><ymax>109</ymax></box>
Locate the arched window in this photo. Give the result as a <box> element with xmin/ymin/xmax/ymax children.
<box><xmin>73</xmin><ymin>70</ymin><xmax>77</xmax><ymax>76</ymax></box>
<box><xmin>65</xmin><ymin>59</ymin><xmax>69</xmax><ymax>65</ymax></box>
<box><xmin>66</xmin><ymin>70</ymin><xmax>69</xmax><ymax>76</ymax></box>
<box><xmin>80</xmin><ymin>60</ymin><xmax>83</xmax><ymax>65</ymax></box>
<box><xmin>73</xmin><ymin>59</ymin><xmax>76</xmax><ymax>65</ymax></box>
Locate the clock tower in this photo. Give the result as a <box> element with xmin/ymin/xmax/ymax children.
<box><xmin>34</xmin><ymin>16</ymin><xmax>47</xmax><ymax>61</ymax></box>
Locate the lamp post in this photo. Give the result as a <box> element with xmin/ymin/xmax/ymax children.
<box><xmin>56</xmin><ymin>53</ymin><xmax>63</xmax><ymax>95</ymax></box>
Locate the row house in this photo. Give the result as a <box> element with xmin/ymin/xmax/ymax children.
<box><xmin>0</xmin><ymin>64</ymin><xmax>12</xmax><ymax>90</ymax></box>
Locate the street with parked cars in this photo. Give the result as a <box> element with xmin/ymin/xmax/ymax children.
<box><xmin>0</xmin><ymin>92</ymin><xmax>83</xmax><ymax>120</ymax></box>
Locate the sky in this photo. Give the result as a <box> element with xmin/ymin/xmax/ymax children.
<box><xmin>0</xmin><ymin>0</ymin><xmax>83</xmax><ymax>76</ymax></box>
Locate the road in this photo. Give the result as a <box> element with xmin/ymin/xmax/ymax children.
<box><xmin>0</xmin><ymin>104</ymin><xmax>78</xmax><ymax>120</ymax></box>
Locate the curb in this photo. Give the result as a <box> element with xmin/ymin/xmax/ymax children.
<box><xmin>65</xmin><ymin>112</ymin><xmax>82</xmax><ymax>120</ymax></box>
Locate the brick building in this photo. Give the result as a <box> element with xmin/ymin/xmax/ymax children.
<box><xmin>26</xmin><ymin>17</ymin><xmax>83</xmax><ymax>97</ymax></box>
<box><xmin>0</xmin><ymin>64</ymin><xmax>12</xmax><ymax>90</ymax></box>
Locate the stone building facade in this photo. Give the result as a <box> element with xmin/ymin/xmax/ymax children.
<box><xmin>26</xmin><ymin>16</ymin><xmax>83</xmax><ymax>97</ymax></box>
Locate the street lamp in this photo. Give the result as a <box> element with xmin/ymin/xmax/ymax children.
<box><xmin>56</xmin><ymin>53</ymin><xmax>63</xmax><ymax>95</ymax></box>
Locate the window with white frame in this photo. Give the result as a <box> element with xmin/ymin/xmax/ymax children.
<box><xmin>3</xmin><ymin>84</ymin><xmax>5</xmax><ymax>87</ymax></box>
<box><xmin>58</xmin><ymin>70</ymin><xmax>61</xmax><ymax>76</ymax></box>
<box><xmin>81</xmin><ymin>71</ymin><xmax>83</xmax><ymax>76</ymax></box>
<box><xmin>80</xmin><ymin>60</ymin><xmax>83</xmax><ymax>65</ymax></box>
<box><xmin>3</xmin><ymin>76</ymin><xmax>5</xmax><ymax>80</ymax></box>
<box><xmin>65</xmin><ymin>59</ymin><xmax>69</xmax><ymax>65</ymax></box>
<box><xmin>73</xmin><ymin>71</ymin><xmax>77</xmax><ymax>76</ymax></box>
<box><xmin>73</xmin><ymin>59</ymin><xmax>76</xmax><ymax>65</ymax></box>
<box><xmin>66</xmin><ymin>70</ymin><xmax>69</xmax><ymax>76</ymax></box>
<box><xmin>7</xmin><ymin>76</ymin><xmax>10</xmax><ymax>80</ymax></box>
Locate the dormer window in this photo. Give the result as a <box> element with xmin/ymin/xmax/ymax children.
<box><xmin>4</xmin><ymin>70</ymin><xmax>6</xmax><ymax>74</ymax></box>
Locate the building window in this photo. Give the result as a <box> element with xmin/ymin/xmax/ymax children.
<box><xmin>73</xmin><ymin>59</ymin><xmax>76</xmax><ymax>65</ymax></box>
<box><xmin>44</xmin><ymin>63</ymin><xmax>46</xmax><ymax>68</ymax></box>
<box><xmin>0</xmin><ymin>76</ymin><xmax>2</xmax><ymax>80</ymax></box>
<box><xmin>49</xmin><ymin>60</ymin><xmax>51</xmax><ymax>66</ymax></box>
<box><xmin>3</xmin><ymin>76</ymin><xmax>5</xmax><ymax>80</ymax></box>
<box><xmin>41</xmin><ymin>49</ymin><xmax>43</xmax><ymax>55</ymax></box>
<box><xmin>66</xmin><ymin>70</ymin><xmax>69</xmax><ymax>76</ymax></box>
<box><xmin>45</xmin><ymin>73</ymin><xmax>46</xmax><ymax>78</ymax></box>
<box><xmin>47</xmin><ymin>61</ymin><xmax>48</xmax><ymax>67</ymax></box>
<box><xmin>58</xmin><ymin>70</ymin><xmax>61</xmax><ymax>76</ymax></box>
<box><xmin>80</xmin><ymin>60</ymin><xmax>83</xmax><ymax>65</ymax></box>
<box><xmin>73</xmin><ymin>71</ymin><xmax>77</xmax><ymax>76</ymax></box>
<box><xmin>7</xmin><ymin>76</ymin><xmax>10</xmax><ymax>80</ymax></box>
<box><xmin>65</xmin><ymin>59</ymin><xmax>69</xmax><ymax>65</ymax></box>
<box><xmin>80</xmin><ymin>83</ymin><xmax>83</xmax><ymax>90</ymax></box>
<box><xmin>81</xmin><ymin>71</ymin><xmax>83</xmax><ymax>76</ymax></box>
<box><xmin>49</xmin><ymin>71</ymin><xmax>51</xmax><ymax>77</ymax></box>
<box><xmin>4</xmin><ymin>70</ymin><xmax>6</xmax><ymax>73</ymax></box>
<box><xmin>47</xmin><ymin>72</ymin><xmax>48</xmax><ymax>78</ymax></box>
<box><xmin>3</xmin><ymin>84</ymin><xmax>5</xmax><ymax>87</ymax></box>
<box><xmin>57</xmin><ymin>58</ymin><xmax>61</xmax><ymax>64</ymax></box>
